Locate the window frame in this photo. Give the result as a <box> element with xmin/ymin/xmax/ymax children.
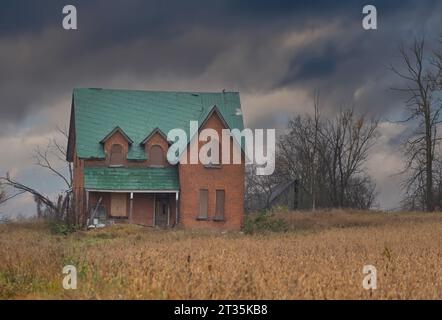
<box><xmin>110</xmin><ymin>193</ymin><xmax>128</xmax><ymax>218</ymax></box>
<box><xmin>197</xmin><ymin>189</ymin><xmax>209</xmax><ymax>220</ymax></box>
<box><xmin>214</xmin><ymin>189</ymin><xmax>225</xmax><ymax>221</ymax></box>
<box><xmin>149</xmin><ymin>144</ymin><xmax>165</xmax><ymax>167</ymax></box>
<box><xmin>109</xmin><ymin>143</ymin><xmax>125</xmax><ymax>167</ymax></box>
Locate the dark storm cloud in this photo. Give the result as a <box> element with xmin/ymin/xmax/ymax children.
<box><xmin>0</xmin><ymin>0</ymin><xmax>440</xmax><ymax>129</ymax></box>
<box><xmin>275</xmin><ymin>0</ymin><xmax>442</xmax><ymax>118</ymax></box>
<box><xmin>0</xmin><ymin>1</ymin><xmax>58</xmax><ymax>36</ymax></box>
<box><xmin>280</xmin><ymin>45</ymin><xmax>338</xmax><ymax>84</ymax></box>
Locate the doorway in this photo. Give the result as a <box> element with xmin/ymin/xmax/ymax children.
<box><xmin>155</xmin><ymin>194</ymin><xmax>170</xmax><ymax>227</ymax></box>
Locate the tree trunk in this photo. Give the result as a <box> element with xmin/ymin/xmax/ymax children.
<box><xmin>425</xmin><ymin>107</ymin><xmax>433</xmax><ymax>211</ymax></box>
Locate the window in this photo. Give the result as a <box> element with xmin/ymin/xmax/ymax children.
<box><xmin>215</xmin><ymin>190</ymin><xmax>225</xmax><ymax>220</ymax></box>
<box><xmin>94</xmin><ymin>205</ymin><xmax>107</xmax><ymax>223</ymax></box>
<box><xmin>204</xmin><ymin>138</ymin><xmax>221</xmax><ymax>168</ymax></box>
<box><xmin>198</xmin><ymin>189</ymin><xmax>208</xmax><ymax>219</ymax></box>
<box><xmin>150</xmin><ymin>145</ymin><xmax>164</xmax><ymax>167</ymax></box>
<box><xmin>109</xmin><ymin>144</ymin><xmax>124</xmax><ymax>166</ymax></box>
<box><xmin>110</xmin><ymin>193</ymin><xmax>127</xmax><ymax>217</ymax></box>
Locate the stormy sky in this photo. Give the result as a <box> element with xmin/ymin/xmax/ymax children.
<box><xmin>0</xmin><ymin>0</ymin><xmax>441</xmax><ymax>217</ymax></box>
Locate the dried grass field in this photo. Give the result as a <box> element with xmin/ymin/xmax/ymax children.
<box><xmin>1</xmin><ymin>210</ymin><xmax>442</xmax><ymax>299</ymax></box>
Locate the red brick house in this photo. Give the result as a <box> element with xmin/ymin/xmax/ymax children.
<box><xmin>67</xmin><ymin>88</ymin><xmax>245</xmax><ymax>229</ymax></box>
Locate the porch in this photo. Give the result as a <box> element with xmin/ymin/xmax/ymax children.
<box><xmin>83</xmin><ymin>167</ymin><xmax>180</xmax><ymax>227</ymax></box>
<box><xmin>87</xmin><ymin>191</ymin><xmax>179</xmax><ymax>227</ymax></box>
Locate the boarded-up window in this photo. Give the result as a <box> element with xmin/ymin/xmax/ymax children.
<box><xmin>110</xmin><ymin>193</ymin><xmax>127</xmax><ymax>217</ymax></box>
<box><xmin>150</xmin><ymin>145</ymin><xmax>164</xmax><ymax>166</ymax></box>
<box><xmin>215</xmin><ymin>190</ymin><xmax>225</xmax><ymax>220</ymax></box>
<box><xmin>109</xmin><ymin>144</ymin><xmax>124</xmax><ymax>166</ymax></box>
<box><xmin>198</xmin><ymin>189</ymin><xmax>208</xmax><ymax>219</ymax></box>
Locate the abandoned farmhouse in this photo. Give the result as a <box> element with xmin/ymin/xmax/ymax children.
<box><xmin>67</xmin><ymin>88</ymin><xmax>245</xmax><ymax>230</ymax></box>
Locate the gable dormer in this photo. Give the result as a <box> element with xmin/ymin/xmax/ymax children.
<box><xmin>140</xmin><ymin>128</ymin><xmax>170</xmax><ymax>167</ymax></box>
<box><xmin>100</xmin><ymin>127</ymin><xmax>133</xmax><ymax>167</ymax></box>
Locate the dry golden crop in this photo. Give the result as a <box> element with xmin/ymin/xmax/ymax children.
<box><xmin>0</xmin><ymin>210</ymin><xmax>442</xmax><ymax>299</ymax></box>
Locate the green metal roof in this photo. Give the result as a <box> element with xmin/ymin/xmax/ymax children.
<box><xmin>73</xmin><ymin>88</ymin><xmax>244</xmax><ymax>160</ymax></box>
<box><xmin>84</xmin><ymin>167</ymin><xmax>179</xmax><ymax>191</ymax></box>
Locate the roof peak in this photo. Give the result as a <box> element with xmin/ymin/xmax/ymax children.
<box><xmin>100</xmin><ymin>126</ymin><xmax>134</xmax><ymax>145</ymax></box>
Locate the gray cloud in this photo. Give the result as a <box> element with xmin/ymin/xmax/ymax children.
<box><xmin>0</xmin><ymin>0</ymin><xmax>441</xmax><ymax>214</ymax></box>
<box><xmin>1</xmin><ymin>0</ymin><xmax>436</xmax><ymax>126</ymax></box>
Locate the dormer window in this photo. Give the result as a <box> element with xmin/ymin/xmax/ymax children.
<box><xmin>109</xmin><ymin>144</ymin><xmax>124</xmax><ymax>166</ymax></box>
<box><xmin>150</xmin><ymin>145</ymin><xmax>164</xmax><ymax>167</ymax></box>
<box><xmin>99</xmin><ymin>127</ymin><xmax>132</xmax><ymax>167</ymax></box>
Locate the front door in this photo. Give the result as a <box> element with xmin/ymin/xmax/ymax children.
<box><xmin>155</xmin><ymin>195</ymin><xmax>169</xmax><ymax>227</ymax></box>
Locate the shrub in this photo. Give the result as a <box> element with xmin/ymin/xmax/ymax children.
<box><xmin>243</xmin><ymin>212</ymin><xmax>288</xmax><ymax>234</ymax></box>
<box><xmin>48</xmin><ymin>221</ymin><xmax>80</xmax><ymax>236</ymax></box>
<box><xmin>269</xmin><ymin>205</ymin><xmax>289</xmax><ymax>213</ymax></box>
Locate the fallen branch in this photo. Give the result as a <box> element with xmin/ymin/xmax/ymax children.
<box><xmin>0</xmin><ymin>173</ymin><xmax>58</xmax><ymax>212</ymax></box>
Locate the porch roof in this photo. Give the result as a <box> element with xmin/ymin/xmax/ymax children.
<box><xmin>84</xmin><ymin>167</ymin><xmax>179</xmax><ymax>191</ymax></box>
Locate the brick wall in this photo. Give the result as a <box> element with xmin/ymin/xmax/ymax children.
<box><xmin>132</xmin><ymin>193</ymin><xmax>154</xmax><ymax>225</ymax></box>
<box><xmin>72</xmin><ymin>148</ymin><xmax>86</xmax><ymax>224</ymax></box>
<box><xmin>178</xmin><ymin>112</ymin><xmax>245</xmax><ymax>230</ymax></box>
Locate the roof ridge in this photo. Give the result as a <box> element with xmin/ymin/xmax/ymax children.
<box><xmin>74</xmin><ymin>87</ymin><xmax>239</xmax><ymax>94</ymax></box>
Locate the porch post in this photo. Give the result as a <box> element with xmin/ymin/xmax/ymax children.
<box><xmin>129</xmin><ymin>192</ymin><xmax>133</xmax><ymax>223</ymax></box>
<box><xmin>167</xmin><ymin>203</ymin><xmax>170</xmax><ymax>226</ymax></box>
<box><xmin>85</xmin><ymin>190</ymin><xmax>90</xmax><ymax>223</ymax></box>
<box><xmin>152</xmin><ymin>193</ymin><xmax>156</xmax><ymax>227</ymax></box>
<box><xmin>175</xmin><ymin>192</ymin><xmax>179</xmax><ymax>225</ymax></box>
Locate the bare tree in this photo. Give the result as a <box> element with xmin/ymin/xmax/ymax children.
<box><xmin>33</xmin><ymin>126</ymin><xmax>72</xmax><ymax>189</ymax></box>
<box><xmin>0</xmin><ymin>126</ymin><xmax>75</xmax><ymax>225</ymax></box>
<box><xmin>0</xmin><ymin>184</ymin><xmax>5</xmax><ymax>206</ymax></box>
<box><xmin>320</xmin><ymin>108</ymin><xmax>378</xmax><ymax>207</ymax></box>
<box><xmin>346</xmin><ymin>175</ymin><xmax>378</xmax><ymax>209</ymax></box>
<box><xmin>0</xmin><ymin>173</ymin><xmax>60</xmax><ymax>213</ymax></box>
<box><xmin>278</xmin><ymin>115</ymin><xmax>318</xmax><ymax>206</ymax></box>
<box><xmin>311</xmin><ymin>90</ymin><xmax>320</xmax><ymax>210</ymax></box>
<box><xmin>391</xmin><ymin>39</ymin><xmax>441</xmax><ymax>211</ymax></box>
<box><xmin>0</xmin><ymin>181</ymin><xmax>26</xmax><ymax>208</ymax></box>
<box><xmin>433</xmin><ymin>35</ymin><xmax>442</xmax><ymax>86</ymax></box>
<box><xmin>245</xmin><ymin>164</ymin><xmax>280</xmax><ymax>210</ymax></box>
<box><xmin>278</xmin><ymin>101</ymin><xmax>378</xmax><ymax>210</ymax></box>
